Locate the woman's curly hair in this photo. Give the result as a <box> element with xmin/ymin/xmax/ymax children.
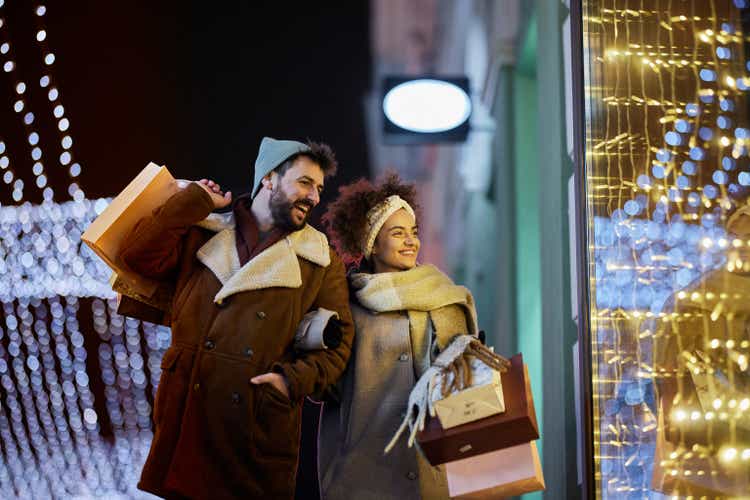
<box><xmin>322</xmin><ymin>171</ymin><xmax>420</xmax><ymax>266</ymax></box>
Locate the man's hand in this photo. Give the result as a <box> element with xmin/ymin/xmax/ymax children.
<box><xmin>193</xmin><ymin>178</ymin><xmax>232</xmax><ymax>209</ymax></box>
<box><xmin>250</xmin><ymin>372</ymin><xmax>290</xmax><ymax>399</ymax></box>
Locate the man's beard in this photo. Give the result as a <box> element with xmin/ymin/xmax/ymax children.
<box><xmin>269</xmin><ymin>186</ymin><xmax>313</xmax><ymax>231</ymax></box>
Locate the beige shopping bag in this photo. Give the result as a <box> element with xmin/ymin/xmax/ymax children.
<box><xmin>82</xmin><ymin>162</ymin><xmax>177</xmax><ymax>296</ymax></box>
<box><xmin>445</xmin><ymin>440</ymin><xmax>545</xmax><ymax>499</ymax></box>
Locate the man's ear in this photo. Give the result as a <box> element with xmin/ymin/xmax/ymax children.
<box><xmin>261</xmin><ymin>172</ymin><xmax>276</xmax><ymax>191</ymax></box>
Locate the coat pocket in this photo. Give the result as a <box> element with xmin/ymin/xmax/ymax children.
<box><xmin>253</xmin><ymin>383</ymin><xmax>298</xmax><ymax>461</ymax></box>
<box><xmin>153</xmin><ymin>346</ymin><xmax>184</xmax><ymax>427</ymax></box>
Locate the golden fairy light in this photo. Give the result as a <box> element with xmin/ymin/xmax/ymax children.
<box><xmin>582</xmin><ymin>0</ymin><xmax>750</xmax><ymax>496</ymax></box>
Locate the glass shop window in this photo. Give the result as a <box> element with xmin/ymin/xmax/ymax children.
<box><xmin>580</xmin><ymin>0</ymin><xmax>750</xmax><ymax>497</ymax></box>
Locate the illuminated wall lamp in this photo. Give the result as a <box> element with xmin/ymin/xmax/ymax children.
<box><xmin>381</xmin><ymin>76</ymin><xmax>471</xmax><ymax>144</ymax></box>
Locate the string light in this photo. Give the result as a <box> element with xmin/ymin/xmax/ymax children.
<box><xmin>0</xmin><ymin>4</ymin><xmax>170</xmax><ymax>497</ymax></box>
<box><xmin>584</xmin><ymin>1</ymin><xmax>750</xmax><ymax>497</ymax></box>
<box><xmin>31</xmin><ymin>3</ymin><xmax>84</xmax><ymax>201</ymax></box>
<box><xmin>1</xmin><ymin>20</ymin><xmax>55</xmax><ymax>202</ymax></box>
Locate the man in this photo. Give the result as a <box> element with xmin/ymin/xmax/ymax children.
<box><xmin>120</xmin><ymin>137</ymin><xmax>354</xmax><ymax>499</ymax></box>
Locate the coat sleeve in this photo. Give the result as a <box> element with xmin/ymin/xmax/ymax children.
<box><xmin>120</xmin><ymin>182</ymin><xmax>215</xmax><ymax>281</ymax></box>
<box><xmin>273</xmin><ymin>250</ymin><xmax>355</xmax><ymax>400</ymax></box>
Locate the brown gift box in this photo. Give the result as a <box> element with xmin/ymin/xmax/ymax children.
<box><xmin>417</xmin><ymin>353</ymin><xmax>539</xmax><ymax>466</ymax></box>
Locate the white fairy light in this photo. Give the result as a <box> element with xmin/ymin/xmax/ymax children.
<box><xmin>30</xmin><ymin>18</ymin><xmax>84</xmax><ymax>196</ymax></box>
<box><xmin>0</xmin><ymin>198</ymin><xmax>115</xmax><ymax>300</ymax></box>
<box><xmin>0</xmin><ymin>139</ymin><xmax>19</xmax><ymax>198</ymax></box>
<box><xmin>0</xmin><ymin>36</ymin><xmax>49</xmax><ymax>203</ymax></box>
<box><xmin>0</xmin><ymin>7</ymin><xmax>168</xmax><ymax>497</ymax></box>
<box><xmin>0</xmin><ymin>195</ymin><xmax>171</xmax><ymax>497</ymax></box>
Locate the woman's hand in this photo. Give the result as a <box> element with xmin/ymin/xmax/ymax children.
<box><xmin>250</xmin><ymin>372</ymin><xmax>290</xmax><ymax>399</ymax></box>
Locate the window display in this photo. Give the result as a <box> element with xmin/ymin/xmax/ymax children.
<box><xmin>578</xmin><ymin>0</ymin><xmax>750</xmax><ymax>496</ymax></box>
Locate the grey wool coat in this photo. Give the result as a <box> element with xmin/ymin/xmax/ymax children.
<box><xmin>318</xmin><ymin>302</ymin><xmax>450</xmax><ymax>500</ymax></box>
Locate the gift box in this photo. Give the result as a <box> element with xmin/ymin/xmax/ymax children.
<box><xmin>417</xmin><ymin>353</ymin><xmax>539</xmax><ymax>465</ymax></box>
<box><xmin>82</xmin><ymin>162</ymin><xmax>177</xmax><ymax>297</ymax></box>
<box><xmin>433</xmin><ymin>357</ymin><xmax>505</xmax><ymax>429</ymax></box>
<box><xmin>445</xmin><ymin>440</ymin><xmax>545</xmax><ymax>499</ymax></box>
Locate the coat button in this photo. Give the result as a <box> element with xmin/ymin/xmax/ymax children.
<box><xmin>216</xmin><ymin>298</ymin><xmax>228</xmax><ymax>308</ymax></box>
<box><xmin>406</xmin><ymin>471</ymin><xmax>417</xmax><ymax>480</ymax></box>
<box><xmin>193</xmin><ymin>383</ymin><xmax>200</xmax><ymax>391</ymax></box>
<box><xmin>204</xmin><ymin>339</ymin><xmax>215</xmax><ymax>350</ymax></box>
<box><xmin>244</xmin><ymin>347</ymin><xmax>254</xmax><ymax>358</ymax></box>
<box><xmin>256</xmin><ymin>311</ymin><xmax>266</xmax><ymax>319</ymax></box>
<box><xmin>231</xmin><ymin>392</ymin><xmax>241</xmax><ymax>405</ymax></box>
<box><xmin>399</xmin><ymin>353</ymin><xmax>409</xmax><ymax>362</ymax></box>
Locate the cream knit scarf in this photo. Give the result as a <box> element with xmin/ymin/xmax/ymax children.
<box><xmin>349</xmin><ymin>264</ymin><xmax>478</xmax><ymax>351</ymax></box>
<box><xmin>351</xmin><ymin>265</ymin><xmax>511</xmax><ymax>454</ymax></box>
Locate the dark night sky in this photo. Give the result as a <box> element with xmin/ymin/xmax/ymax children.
<box><xmin>0</xmin><ymin>1</ymin><xmax>371</xmax><ymax>223</ymax></box>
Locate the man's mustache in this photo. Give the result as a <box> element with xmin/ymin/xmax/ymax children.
<box><xmin>293</xmin><ymin>200</ymin><xmax>314</xmax><ymax>210</ymax></box>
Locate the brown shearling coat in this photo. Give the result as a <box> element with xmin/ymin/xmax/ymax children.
<box><xmin>120</xmin><ymin>184</ymin><xmax>354</xmax><ymax>499</ymax></box>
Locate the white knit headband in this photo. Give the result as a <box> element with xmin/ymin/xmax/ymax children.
<box><xmin>363</xmin><ymin>195</ymin><xmax>416</xmax><ymax>259</ymax></box>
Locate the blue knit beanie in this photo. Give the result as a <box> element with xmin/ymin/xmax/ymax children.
<box><xmin>252</xmin><ymin>137</ymin><xmax>311</xmax><ymax>197</ymax></box>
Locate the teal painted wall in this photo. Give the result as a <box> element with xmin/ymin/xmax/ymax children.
<box><xmin>514</xmin><ymin>15</ymin><xmax>543</xmax><ymax>500</ymax></box>
<box><xmin>513</xmin><ymin>71</ymin><xmax>542</xmax><ymax>441</ymax></box>
<box><xmin>479</xmin><ymin>3</ymin><xmax>579</xmax><ymax>495</ymax></box>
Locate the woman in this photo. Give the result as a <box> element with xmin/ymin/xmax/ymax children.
<box><xmin>317</xmin><ymin>173</ymin><xmax>480</xmax><ymax>499</ymax></box>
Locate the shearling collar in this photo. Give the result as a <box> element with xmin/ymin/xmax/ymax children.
<box><xmin>194</xmin><ymin>212</ymin><xmax>330</xmax><ymax>302</ymax></box>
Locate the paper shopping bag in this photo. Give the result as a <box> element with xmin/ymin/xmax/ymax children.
<box><xmin>82</xmin><ymin>162</ymin><xmax>176</xmax><ymax>296</ymax></box>
<box><xmin>445</xmin><ymin>440</ymin><xmax>545</xmax><ymax>499</ymax></box>
<box><xmin>111</xmin><ymin>272</ymin><xmax>173</xmax><ymax>326</ymax></box>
